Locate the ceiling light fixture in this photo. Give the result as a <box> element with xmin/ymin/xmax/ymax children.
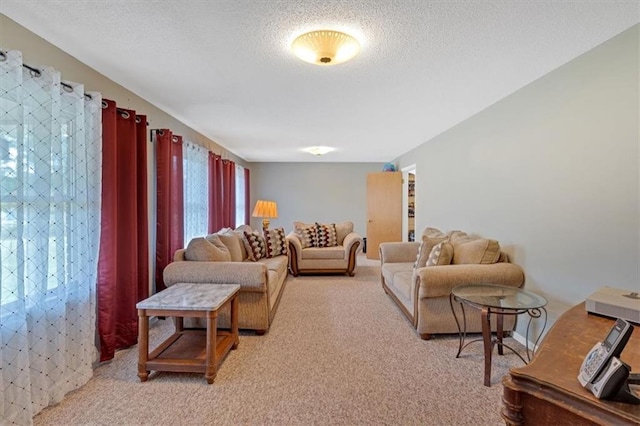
<box><xmin>291</xmin><ymin>30</ymin><xmax>360</xmax><ymax>66</ymax></box>
<box><xmin>303</xmin><ymin>146</ymin><xmax>335</xmax><ymax>156</ymax></box>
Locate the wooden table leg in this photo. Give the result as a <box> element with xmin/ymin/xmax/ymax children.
<box><xmin>137</xmin><ymin>309</ymin><xmax>149</xmax><ymax>382</ymax></box>
<box><xmin>497</xmin><ymin>311</ymin><xmax>504</xmax><ymax>356</ymax></box>
<box><xmin>481</xmin><ymin>306</ymin><xmax>492</xmax><ymax>387</ymax></box>
<box><xmin>231</xmin><ymin>294</ymin><xmax>239</xmax><ymax>350</ymax></box>
<box><xmin>205</xmin><ymin>311</ymin><xmax>218</xmax><ymax>384</ymax></box>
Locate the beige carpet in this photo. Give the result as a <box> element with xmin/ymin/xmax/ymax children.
<box><xmin>34</xmin><ymin>258</ymin><xmax>525</xmax><ymax>425</ymax></box>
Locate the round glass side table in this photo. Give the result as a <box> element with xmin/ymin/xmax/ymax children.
<box><xmin>449</xmin><ymin>283</ymin><xmax>547</xmax><ymax>387</ymax></box>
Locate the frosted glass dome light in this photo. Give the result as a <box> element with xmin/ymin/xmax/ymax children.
<box><xmin>291</xmin><ymin>30</ymin><xmax>360</xmax><ymax>66</ymax></box>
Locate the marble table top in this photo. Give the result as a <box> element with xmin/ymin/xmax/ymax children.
<box><xmin>136</xmin><ymin>283</ymin><xmax>240</xmax><ymax>311</ymax></box>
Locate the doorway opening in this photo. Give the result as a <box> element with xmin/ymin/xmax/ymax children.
<box><xmin>401</xmin><ymin>165</ymin><xmax>416</xmax><ymax>242</ymax></box>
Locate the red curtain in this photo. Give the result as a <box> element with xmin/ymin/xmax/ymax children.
<box><xmin>208</xmin><ymin>153</ymin><xmax>223</xmax><ymax>233</ymax></box>
<box><xmin>155</xmin><ymin>129</ymin><xmax>184</xmax><ymax>292</ymax></box>
<box><xmin>222</xmin><ymin>159</ymin><xmax>236</xmax><ymax>229</ymax></box>
<box><xmin>96</xmin><ymin>100</ymin><xmax>149</xmax><ymax>362</ymax></box>
<box><xmin>208</xmin><ymin>154</ymin><xmax>236</xmax><ymax>231</ymax></box>
<box><xmin>244</xmin><ymin>167</ymin><xmax>251</xmax><ymax>225</ymax></box>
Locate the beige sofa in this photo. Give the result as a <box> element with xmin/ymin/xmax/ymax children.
<box><xmin>380</xmin><ymin>227</ymin><xmax>525</xmax><ymax>340</ymax></box>
<box><xmin>163</xmin><ymin>226</ymin><xmax>288</xmax><ymax>334</ymax></box>
<box><xmin>286</xmin><ymin>221</ymin><xmax>363</xmax><ymax>276</ymax></box>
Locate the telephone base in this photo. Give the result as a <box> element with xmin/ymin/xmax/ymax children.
<box><xmin>587</xmin><ymin>356</ymin><xmax>640</xmax><ymax>404</ymax></box>
<box><xmin>610</xmin><ymin>381</ymin><xmax>640</xmax><ymax>405</ymax></box>
<box><xmin>628</xmin><ymin>373</ymin><xmax>640</xmax><ymax>385</ymax></box>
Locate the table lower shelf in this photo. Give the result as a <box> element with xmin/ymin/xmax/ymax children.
<box><xmin>140</xmin><ymin>328</ymin><xmax>237</xmax><ymax>382</ymax></box>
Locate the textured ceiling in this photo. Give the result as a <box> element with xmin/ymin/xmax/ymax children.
<box><xmin>1</xmin><ymin>1</ymin><xmax>638</xmax><ymax>162</ymax></box>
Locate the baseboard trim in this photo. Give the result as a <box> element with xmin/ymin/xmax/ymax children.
<box><xmin>512</xmin><ymin>331</ymin><xmax>540</xmax><ymax>353</ymax></box>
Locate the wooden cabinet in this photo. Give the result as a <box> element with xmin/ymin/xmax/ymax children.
<box><xmin>502</xmin><ymin>303</ymin><xmax>640</xmax><ymax>425</ymax></box>
<box><xmin>366</xmin><ymin>172</ymin><xmax>402</xmax><ymax>259</ymax></box>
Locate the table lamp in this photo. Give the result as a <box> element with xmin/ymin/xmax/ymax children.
<box><xmin>252</xmin><ymin>200</ymin><xmax>278</xmax><ymax>230</ymax></box>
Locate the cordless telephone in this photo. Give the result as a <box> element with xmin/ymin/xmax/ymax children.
<box><xmin>578</xmin><ymin>318</ymin><xmax>640</xmax><ymax>404</ymax></box>
<box><xmin>578</xmin><ymin>318</ymin><xmax>633</xmax><ymax>387</ymax></box>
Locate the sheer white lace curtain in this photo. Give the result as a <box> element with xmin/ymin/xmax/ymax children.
<box><xmin>0</xmin><ymin>50</ymin><xmax>102</xmax><ymax>424</ymax></box>
<box><xmin>235</xmin><ymin>164</ymin><xmax>246</xmax><ymax>226</ymax></box>
<box><xmin>182</xmin><ymin>140</ymin><xmax>209</xmax><ymax>244</ymax></box>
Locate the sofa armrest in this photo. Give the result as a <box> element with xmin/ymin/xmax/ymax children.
<box><xmin>417</xmin><ymin>263</ymin><xmax>525</xmax><ymax>299</ymax></box>
<box><xmin>380</xmin><ymin>242</ymin><xmax>420</xmax><ymax>264</ymax></box>
<box><xmin>342</xmin><ymin>232</ymin><xmax>363</xmax><ymax>258</ymax></box>
<box><xmin>163</xmin><ymin>261</ymin><xmax>268</xmax><ymax>293</ymax></box>
<box><xmin>286</xmin><ymin>232</ymin><xmax>303</xmax><ymax>261</ymax></box>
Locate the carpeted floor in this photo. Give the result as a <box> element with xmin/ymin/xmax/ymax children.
<box><xmin>34</xmin><ymin>257</ymin><xmax>525</xmax><ymax>425</ymax></box>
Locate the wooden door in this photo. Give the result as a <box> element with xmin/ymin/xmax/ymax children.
<box><xmin>366</xmin><ymin>172</ymin><xmax>402</xmax><ymax>259</ymax></box>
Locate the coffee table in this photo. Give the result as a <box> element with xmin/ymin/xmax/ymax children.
<box><xmin>449</xmin><ymin>283</ymin><xmax>547</xmax><ymax>387</ymax></box>
<box><xmin>136</xmin><ymin>283</ymin><xmax>240</xmax><ymax>384</ymax></box>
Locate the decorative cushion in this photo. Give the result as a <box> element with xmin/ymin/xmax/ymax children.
<box><xmin>293</xmin><ymin>221</ymin><xmax>315</xmax><ymax>230</ymax></box>
<box><xmin>185</xmin><ymin>237</ymin><xmax>231</xmax><ymax>262</ymax></box>
<box><xmin>414</xmin><ymin>229</ymin><xmax>448</xmax><ymax>269</ymax></box>
<box><xmin>449</xmin><ymin>230</ymin><xmax>473</xmax><ymax>247</ymax></box>
<box><xmin>426</xmin><ymin>241</ymin><xmax>453</xmax><ymax>266</ymax></box>
<box><xmin>242</xmin><ymin>230</ymin><xmax>267</xmax><ymax>261</ymax></box>
<box><xmin>315</xmin><ymin>223</ymin><xmax>338</xmax><ymax>248</ymax></box>
<box><xmin>422</xmin><ymin>227</ymin><xmax>445</xmax><ymax>239</ymax></box>
<box><xmin>215</xmin><ymin>232</ymin><xmax>244</xmax><ymax>262</ymax></box>
<box><xmin>235</xmin><ymin>224</ymin><xmax>252</xmax><ymax>233</ymax></box>
<box><xmin>240</xmin><ymin>230</ymin><xmax>267</xmax><ymax>261</ymax></box>
<box><xmin>232</xmin><ymin>230</ymin><xmax>249</xmax><ymax>260</ymax></box>
<box><xmin>263</xmin><ymin>227</ymin><xmax>287</xmax><ymax>258</ymax></box>
<box><xmin>334</xmin><ymin>221</ymin><xmax>354</xmax><ymax>245</ymax></box>
<box><xmin>452</xmin><ymin>238</ymin><xmax>501</xmax><ymax>264</ymax></box>
<box><xmin>205</xmin><ymin>233</ymin><xmax>231</xmax><ymax>252</ymax></box>
<box><xmin>295</xmin><ymin>225</ymin><xmax>317</xmax><ymax>249</ymax></box>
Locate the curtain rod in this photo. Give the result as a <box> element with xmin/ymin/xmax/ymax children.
<box><xmin>100</xmin><ymin>100</ymin><xmax>147</xmax><ymax>124</ymax></box>
<box><xmin>148</xmin><ymin>130</ymin><xmax>235</xmax><ymax>163</ymax></box>
<box><xmin>0</xmin><ymin>50</ymin><xmax>93</xmax><ymax>100</ymax></box>
<box><xmin>150</xmin><ymin>129</ymin><xmax>181</xmax><ymax>143</ymax></box>
<box><xmin>23</xmin><ymin>62</ymin><xmax>94</xmax><ymax>100</ymax></box>
<box><xmin>149</xmin><ymin>130</ymin><xmax>223</xmax><ymax>155</ymax></box>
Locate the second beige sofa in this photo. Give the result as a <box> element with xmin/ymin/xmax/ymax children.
<box><xmin>380</xmin><ymin>227</ymin><xmax>525</xmax><ymax>340</ymax></box>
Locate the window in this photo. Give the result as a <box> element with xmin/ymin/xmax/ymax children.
<box><xmin>235</xmin><ymin>164</ymin><xmax>246</xmax><ymax>226</ymax></box>
<box><xmin>182</xmin><ymin>140</ymin><xmax>209</xmax><ymax>244</ymax></box>
<box><xmin>0</xmin><ymin>50</ymin><xmax>102</xmax><ymax>423</ymax></box>
<box><xmin>1</xmin><ymin>96</ymin><xmax>99</xmax><ymax>309</ymax></box>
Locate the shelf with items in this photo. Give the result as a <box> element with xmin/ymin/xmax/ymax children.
<box><xmin>407</xmin><ymin>173</ymin><xmax>416</xmax><ymax>242</ymax></box>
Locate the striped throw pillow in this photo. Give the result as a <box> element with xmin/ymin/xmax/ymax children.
<box><xmin>295</xmin><ymin>225</ymin><xmax>317</xmax><ymax>248</ymax></box>
<box><xmin>242</xmin><ymin>230</ymin><xmax>267</xmax><ymax>261</ymax></box>
<box><xmin>426</xmin><ymin>241</ymin><xmax>453</xmax><ymax>266</ymax></box>
<box><xmin>315</xmin><ymin>223</ymin><xmax>338</xmax><ymax>247</ymax></box>
<box><xmin>264</xmin><ymin>227</ymin><xmax>287</xmax><ymax>257</ymax></box>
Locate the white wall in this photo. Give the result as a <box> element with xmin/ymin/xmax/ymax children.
<box><xmin>248</xmin><ymin>162</ymin><xmax>384</xmax><ymax>236</ymax></box>
<box><xmin>395</xmin><ymin>25</ymin><xmax>640</xmax><ymax>336</ymax></box>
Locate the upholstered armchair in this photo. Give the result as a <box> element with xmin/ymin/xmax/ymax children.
<box><xmin>286</xmin><ymin>221</ymin><xmax>363</xmax><ymax>276</ymax></box>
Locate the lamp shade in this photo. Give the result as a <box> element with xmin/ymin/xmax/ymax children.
<box><xmin>252</xmin><ymin>200</ymin><xmax>278</xmax><ymax>218</ymax></box>
<box><xmin>291</xmin><ymin>30</ymin><xmax>360</xmax><ymax>66</ymax></box>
